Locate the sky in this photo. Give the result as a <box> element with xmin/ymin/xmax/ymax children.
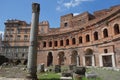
<box><xmin>0</xmin><ymin>0</ymin><xmax>120</xmax><ymax>36</ymax></box>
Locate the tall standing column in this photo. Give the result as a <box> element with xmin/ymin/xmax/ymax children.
<box><xmin>27</xmin><ymin>3</ymin><xmax>40</xmax><ymax>79</ymax></box>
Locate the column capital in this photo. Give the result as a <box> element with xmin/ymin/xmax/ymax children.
<box><xmin>32</xmin><ymin>3</ymin><xmax>40</xmax><ymax>13</ymax></box>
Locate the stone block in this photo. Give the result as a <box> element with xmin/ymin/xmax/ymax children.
<box><xmin>62</xmin><ymin>72</ymin><xmax>72</xmax><ymax>77</ymax></box>
<box><xmin>73</xmin><ymin>67</ymin><xmax>86</xmax><ymax>76</ymax></box>
<box><xmin>37</xmin><ymin>63</ymin><xmax>44</xmax><ymax>72</ymax></box>
<box><xmin>55</xmin><ymin>65</ymin><xmax>61</xmax><ymax>73</ymax></box>
<box><xmin>60</xmin><ymin>77</ymin><xmax>72</xmax><ymax>80</ymax></box>
<box><xmin>85</xmin><ymin>71</ymin><xmax>98</xmax><ymax>79</ymax></box>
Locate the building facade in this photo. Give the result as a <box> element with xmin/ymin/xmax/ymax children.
<box><xmin>4</xmin><ymin>5</ymin><xmax>120</xmax><ymax>68</ymax></box>
<box><xmin>0</xmin><ymin>34</ymin><xmax>3</xmax><ymax>55</ymax></box>
<box><xmin>4</xmin><ymin>20</ymin><xmax>30</xmax><ymax>64</ymax></box>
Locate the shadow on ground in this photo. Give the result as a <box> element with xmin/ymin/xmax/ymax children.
<box><xmin>39</xmin><ymin>79</ymin><xmax>60</xmax><ymax>80</ymax></box>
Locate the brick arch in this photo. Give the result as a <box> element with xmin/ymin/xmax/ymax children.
<box><xmin>47</xmin><ymin>52</ymin><xmax>53</xmax><ymax>66</ymax></box>
<box><xmin>114</xmin><ymin>23</ymin><xmax>120</xmax><ymax>35</ymax></box>
<box><xmin>103</xmin><ymin>28</ymin><xmax>108</xmax><ymax>38</ymax></box>
<box><xmin>71</xmin><ymin>50</ymin><xmax>78</xmax><ymax>65</ymax></box>
<box><xmin>85</xmin><ymin>48</ymin><xmax>93</xmax><ymax>55</ymax></box>
<box><xmin>58</xmin><ymin>51</ymin><xmax>65</xmax><ymax>65</ymax></box>
<box><xmin>93</xmin><ymin>31</ymin><xmax>99</xmax><ymax>40</ymax></box>
<box><xmin>84</xmin><ymin>48</ymin><xmax>94</xmax><ymax>66</ymax></box>
<box><xmin>86</xmin><ymin>34</ymin><xmax>90</xmax><ymax>42</ymax></box>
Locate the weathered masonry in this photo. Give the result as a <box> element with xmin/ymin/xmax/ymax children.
<box><xmin>3</xmin><ymin>5</ymin><xmax>120</xmax><ymax>68</ymax></box>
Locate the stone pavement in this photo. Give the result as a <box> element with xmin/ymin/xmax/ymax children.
<box><xmin>0</xmin><ymin>77</ymin><xmax>26</xmax><ymax>80</ymax></box>
<box><xmin>90</xmin><ymin>68</ymin><xmax>120</xmax><ymax>80</ymax></box>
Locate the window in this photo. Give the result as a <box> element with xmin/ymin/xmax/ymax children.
<box><xmin>6</xmin><ymin>29</ymin><xmax>9</xmax><ymax>33</ymax></box>
<box><xmin>64</xmin><ymin>22</ymin><xmax>68</xmax><ymax>27</ymax></box>
<box><xmin>94</xmin><ymin>31</ymin><xmax>98</xmax><ymax>40</ymax></box>
<box><xmin>114</xmin><ymin>24</ymin><xmax>119</xmax><ymax>35</ymax></box>
<box><xmin>79</xmin><ymin>36</ymin><xmax>82</xmax><ymax>43</ymax></box>
<box><xmin>22</xmin><ymin>53</ymin><xmax>24</xmax><ymax>57</ymax></box>
<box><xmin>104</xmin><ymin>49</ymin><xmax>108</xmax><ymax>53</ymax></box>
<box><xmin>72</xmin><ymin>38</ymin><xmax>76</xmax><ymax>45</ymax></box>
<box><xmin>17</xmin><ymin>29</ymin><xmax>20</xmax><ymax>34</ymax></box>
<box><xmin>17</xmin><ymin>35</ymin><xmax>21</xmax><ymax>40</ymax></box>
<box><xmin>103</xmin><ymin>29</ymin><xmax>108</xmax><ymax>38</ymax></box>
<box><xmin>54</xmin><ymin>41</ymin><xmax>58</xmax><ymax>47</ymax></box>
<box><xmin>49</xmin><ymin>41</ymin><xmax>52</xmax><ymax>47</ymax></box>
<box><xmin>15</xmin><ymin>53</ymin><xmax>18</xmax><ymax>57</ymax></box>
<box><xmin>25</xmin><ymin>29</ymin><xmax>28</xmax><ymax>34</ymax></box>
<box><xmin>10</xmin><ymin>35</ymin><xmax>13</xmax><ymax>41</ymax></box>
<box><xmin>60</xmin><ymin>40</ymin><xmax>63</xmax><ymax>46</ymax></box>
<box><xmin>5</xmin><ymin>35</ymin><xmax>8</xmax><ymax>40</ymax></box>
<box><xmin>24</xmin><ymin>35</ymin><xmax>28</xmax><ymax>40</ymax></box>
<box><xmin>43</xmin><ymin>41</ymin><xmax>46</xmax><ymax>47</ymax></box>
<box><xmin>66</xmin><ymin>39</ymin><xmax>69</xmax><ymax>45</ymax></box>
<box><xmin>86</xmin><ymin>34</ymin><xmax>90</xmax><ymax>42</ymax></box>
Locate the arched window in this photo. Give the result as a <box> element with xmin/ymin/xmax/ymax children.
<box><xmin>43</xmin><ymin>41</ymin><xmax>46</xmax><ymax>47</ymax></box>
<box><xmin>114</xmin><ymin>24</ymin><xmax>119</xmax><ymax>35</ymax></box>
<box><xmin>54</xmin><ymin>41</ymin><xmax>58</xmax><ymax>47</ymax></box>
<box><xmin>60</xmin><ymin>40</ymin><xmax>63</xmax><ymax>46</ymax></box>
<box><xmin>94</xmin><ymin>31</ymin><xmax>98</xmax><ymax>40</ymax></box>
<box><xmin>103</xmin><ymin>28</ymin><xmax>108</xmax><ymax>38</ymax></box>
<box><xmin>72</xmin><ymin>38</ymin><xmax>76</xmax><ymax>45</ymax></box>
<box><xmin>49</xmin><ymin>41</ymin><xmax>52</xmax><ymax>47</ymax></box>
<box><xmin>86</xmin><ymin>34</ymin><xmax>90</xmax><ymax>42</ymax></box>
<box><xmin>79</xmin><ymin>36</ymin><xmax>82</xmax><ymax>43</ymax></box>
<box><xmin>66</xmin><ymin>39</ymin><xmax>69</xmax><ymax>45</ymax></box>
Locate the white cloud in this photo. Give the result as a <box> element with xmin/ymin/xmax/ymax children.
<box><xmin>56</xmin><ymin>0</ymin><xmax>94</xmax><ymax>11</ymax></box>
<box><xmin>73</xmin><ymin>13</ymin><xmax>79</xmax><ymax>16</ymax></box>
<box><xmin>56</xmin><ymin>6</ymin><xmax>61</xmax><ymax>11</ymax></box>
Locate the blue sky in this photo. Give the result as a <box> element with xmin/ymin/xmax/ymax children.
<box><xmin>0</xmin><ymin>0</ymin><xmax>120</xmax><ymax>35</ymax></box>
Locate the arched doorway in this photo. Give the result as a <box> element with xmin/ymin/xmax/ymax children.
<box><xmin>58</xmin><ymin>52</ymin><xmax>65</xmax><ymax>65</ymax></box>
<box><xmin>23</xmin><ymin>59</ymin><xmax>27</xmax><ymax>65</ymax></box>
<box><xmin>71</xmin><ymin>50</ymin><xmax>79</xmax><ymax>66</ymax></box>
<box><xmin>16</xmin><ymin>60</ymin><xmax>21</xmax><ymax>65</ymax></box>
<box><xmin>47</xmin><ymin>52</ymin><xmax>53</xmax><ymax>66</ymax></box>
<box><xmin>84</xmin><ymin>49</ymin><xmax>94</xmax><ymax>66</ymax></box>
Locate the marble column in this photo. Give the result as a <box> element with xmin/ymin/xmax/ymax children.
<box><xmin>77</xmin><ymin>55</ymin><xmax>79</xmax><ymax>66</ymax></box>
<box><xmin>83</xmin><ymin>56</ymin><xmax>85</xmax><ymax>66</ymax></box>
<box><xmin>27</xmin><ymin>3</ymin><xmax>40</xmax><ymax>79</ymax></box>
<box><xmin>92</xmin><ymin>55</ymin><xmax>95</xmax><ymax>66</ymax></box>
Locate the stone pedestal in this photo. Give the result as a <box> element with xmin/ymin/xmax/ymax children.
<box><xmin>73</xmin><ymin>67</ymin><xmax>86</xmax><ymax>76</ymax></box>
<box><xmin>55</xmin><ymin>65</ymin><xmax>61</xmax><ymax>73</ymax></box>
<box><xmin>73</xmin><ymin>73</ymin><xmax>82</xmax><ymax>80</ymax></box>
<box><xmin>37</xmin><ymin>63</ymin><xmax>45</xmax><ymax>72</ymax></box>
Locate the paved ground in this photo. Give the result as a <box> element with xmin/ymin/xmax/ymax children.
<box><xmin>0</xmin><ymin>77</ymin><xmax>26</xmax><ymax>80</ymax></box>
<box><xmin>0</xmin><ymin>66</ymin><xmax>120</xmax><ymax>80</ymax></box>
<box><xmin>90</xmin><ymin>68</ymin><xmax>120</xmax><ymax>80</ymax></box>
<box><xmin>0</xmin><ymin>65</ymin><xmax>27</xmax><ymax>78</ymax></box>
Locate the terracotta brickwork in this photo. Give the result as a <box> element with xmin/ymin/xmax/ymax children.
<box><xmin>3</xmin><ymin>5</ymin><xmax>120</xmax><ymax>67</ymax></box>
<box><xmin>37</xmin><ymin>5</ymin><xmax>120</xmax><ymax>68</ymax></box>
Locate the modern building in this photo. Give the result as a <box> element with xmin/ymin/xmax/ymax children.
<box><xmin>4</xmin><ymin>5</ymin><xmax>120</xmax><ymax>68</ymax></box>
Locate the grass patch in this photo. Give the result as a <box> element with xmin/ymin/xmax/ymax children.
<box><xmin>38</xmin><ymin>72</ymin><xmax>101</xmax><ymax>80</ymax></box>
<box><xmin>38</xmin><ymin>72</ymin><xmax>60</xmax><ymax>80</ymax></box>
